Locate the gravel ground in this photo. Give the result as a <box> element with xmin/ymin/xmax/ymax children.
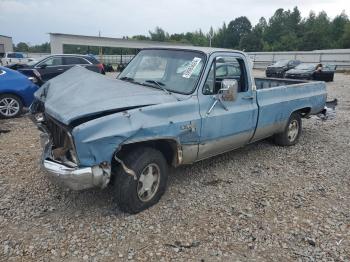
<box><xmin>0</xmin><ymin>71</ymin><xmax>349</xmax><ymax>261</ymax></box>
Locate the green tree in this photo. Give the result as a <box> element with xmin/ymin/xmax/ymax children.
<box><xmin>300</xmin><ymin>11</ymin><xmax>332</xmax><ymax>50</ymax></box>
<box><xmin>226</xmin><ymin>16</ymin><xmax>252</xmax><ymax>48</ymax></box>
<box><xmin>132</xmin><ymin>35</ymin><xmax>150</xmax><ymax>41</ymax></box>
<box><xmin>330</xmin><ymin>11</ymin><xmax>349</xmax><ymax>47</ymax></box>
<box><xmin>149</xmin><ymin>27</ymin><xmax>169</xmax><ymax>42</ymax></box>
<box><xmin>15</xmin><ymin>42</ymin><xmax>29</xmax><ymax>52</ymax></box>
<box><xmin>264</xmin><ymin>7</ymin><xmax>302</xmax><ymax>51</ymax></box>
<box><xmin>341</xmin><ymin>23</ymin><xmax>350</xmax><ymax>48</ymax></box>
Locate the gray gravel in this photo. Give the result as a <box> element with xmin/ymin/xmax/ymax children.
<box><xmin>0</xmin><ymin>70</ymin><xmax>349</xmax><ymax>261</ymax></box>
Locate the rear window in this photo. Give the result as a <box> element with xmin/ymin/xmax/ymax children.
<box><xmin>64</xmin><ymin>57</ymin><xmax>90</xmax><ymax>65</ymax></box>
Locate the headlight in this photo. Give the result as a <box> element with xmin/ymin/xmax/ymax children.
<box><xmin>33</xmin><ymin>112</ymin><xmax>45</xmax><ymax>122</ymax></box>
<box><xmin>28</xmin><ymin>76</ymin><xmax>38</xmax><ymax>83</ymax></box>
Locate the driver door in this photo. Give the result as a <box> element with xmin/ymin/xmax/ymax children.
<box><xmin>35</xmin><ymin>56</ymin><xmax>65</xmax><ymax>81</ymax></box>
<box><xmin>197</xmin><ymin>54</ymin><xmax>258</xmax><ymax>160</ymax></box>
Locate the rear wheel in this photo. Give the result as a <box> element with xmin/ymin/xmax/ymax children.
<box><xmin>113</xmin><ymin>147</ymin><xmax>168</xmax><ymax>214</ymax></box>
<box><xmin>0</xmin><ymin>94</ymin><xmax>23</xmax><ymax>118</ymax></box>
<box><xmin>274</xmin><ymin>112</ymin><xmax>302</xmax><ymax>146</ymax></box>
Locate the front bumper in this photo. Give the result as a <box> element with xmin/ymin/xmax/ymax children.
<box><xmin>42</xmin><ymin>158</ymin><xmax>110</xmax><ymax>190</ymax></box>
<box><xmin>39</xmin><ymin>125</ymin><xmax>111</xmax><ymax>191</ymax></box>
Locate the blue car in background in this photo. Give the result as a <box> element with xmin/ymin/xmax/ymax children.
<box><xmin>0</xmin><ymin>66</ymin><xmax>39</xmax><ymax>118</ymax></box>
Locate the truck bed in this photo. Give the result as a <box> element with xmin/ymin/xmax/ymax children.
<box><xmin>251</xmin><ymin>77</ymin><xmax>327</xmax><ymax>142</ymax></box>
<box><xmin>255</xmin><ymin>77</ymin><xmax>307</xmax><ymax>89</ymax></box>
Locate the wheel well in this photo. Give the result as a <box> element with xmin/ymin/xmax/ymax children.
<box><xmin>296</xmin><ymin>107</ymin><xmax>311</xmax><ymax>117</ymax></box>
<box><xmin>0</xmin><ymin>92</ymin><xmax>24</xmax><ymax>106</ymax></box>
<box><xmin>113</xmin><ymin>139</ymin><xmax>178</xmax><ymax>167</ymax></box>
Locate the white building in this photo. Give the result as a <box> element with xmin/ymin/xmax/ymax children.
<box><xmin>0</xmin><ymin>35</ymin><xmax>13</xmax><ymax>56</ymax></box>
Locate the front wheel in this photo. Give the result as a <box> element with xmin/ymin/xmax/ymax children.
<box><xmin>274</xmin><ymin>112</ymin><xmax>302</xmax><ymax>146</ymax></box>
<box><xmin>0</xmin><ymin>94</ymin><xmax>23</xmax><ymax>118</ymax></box>
<box><xmin>113</xmin><ymin>147</ymin><xmax>168</xmax><ymax>214</ymax></box>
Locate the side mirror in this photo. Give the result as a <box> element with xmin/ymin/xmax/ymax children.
<box><xmin>218</xmin><ymin>79</ymin><xmax>238</xmax><ymax>101</ymax></box>
<box><xmin>39</xmin><ymin>64</ymin><xmax>47</xmax><ymax>69</ymax></box>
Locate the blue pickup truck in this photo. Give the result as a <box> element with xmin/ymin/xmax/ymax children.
<box><xmin>30</xmin><ymin>47</ymin><xmax>327</xmax><ymax>213</ymax></box>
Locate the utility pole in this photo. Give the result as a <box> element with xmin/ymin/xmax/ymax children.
<box><xmin>208</xmin><ymin>28</ymin><xmax>214</xmax><ymax>47</ymax></box>
<box><xmin>99</xmin><ymin>30</ymin><xmax>103</xmax><ymax>63</ymax></box>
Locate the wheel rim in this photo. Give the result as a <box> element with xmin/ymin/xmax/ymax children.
<box><xmin>287</xmin><ymin>119</ymin><xmax>299</xmax><ymax>142</ymax></box>
<box><xmin>137</xmin><ymin>163</ymin><xmax>161</xmax><ymax>202</ymax></box>
<box><xmin>0</xmin><ymin>97</ymin><xmax>20</xmax><ymax>117</ymax></box>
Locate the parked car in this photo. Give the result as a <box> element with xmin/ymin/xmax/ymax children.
<box><xmin>30</xmin><ymin>47</ymin><xmax>328</xmax><ymax>213</ymax></box>
<box><xmin>285</xmin><ymin>63</ymin><xmax>336</xmax><ymax>82</ymax></box>
<box><xmin>265</xmin><ymin>59</ymin><xmax>301</xmax><ymax>78</ymax></box>
<box><xmin>0</xmin><ymin>66</ymin><xmax>38</xmax><ymax>118</ymax></box>
<box><xmin>0</xmin><ymin>52</ymin><xmax>34</xmax><ymax>66</ymax></box>
<box><xmin>18</xmin><ymin>54</ymin><xmax>105</xmax><ymax>85</ymax></box>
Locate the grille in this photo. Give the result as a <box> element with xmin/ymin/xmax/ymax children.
<box><xmin>45</xmin><ymin>115</ymin><xmax>68</xmax><ymax>148</ymax></box>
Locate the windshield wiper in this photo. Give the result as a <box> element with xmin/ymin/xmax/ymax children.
<box><xmin>119</xmin><ymin>76</ymin><xmax>135</xmax><ymax>82</ymax></box>
<box><xmin>144</xmin><ymin>80</ymin><xmax>180</xmax><ymax>101</ymax></box>
<box><xmin>144</xmin><ymin>80</ymin><xmax>170</xmax><ymax>94</ymax></box>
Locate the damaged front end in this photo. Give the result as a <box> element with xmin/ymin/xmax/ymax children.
<box><xmin>30</xmin><ymin>105</ymin><xmax>111</xmax><ymax>191</ymax></box>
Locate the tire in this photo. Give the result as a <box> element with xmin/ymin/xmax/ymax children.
<box><xmin>113</xmin><ymin>147</ymin><xmax>168</xmax><ymax>214</ymax></box>
<box><xmin>274</xmin><ymin>112</ymin><xmax>302</xmax><ymax>146</ymax></box>
<box><xmin>0</xmin><ymin>94</ymin><xmax>23</xmax><ymax>119</ymax></box>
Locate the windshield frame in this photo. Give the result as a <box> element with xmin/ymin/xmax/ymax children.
<box><xmin>118</xmin><ymin>48</ymin><xmax>208</xmax><ymax>95</ymax></box>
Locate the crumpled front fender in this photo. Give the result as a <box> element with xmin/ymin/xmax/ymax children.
<box><xmin>72</xmin><ymin>97</ymin><xmax>201</xmax><ymax>167</ymax></box>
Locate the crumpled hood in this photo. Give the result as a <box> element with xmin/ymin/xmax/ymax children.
<box><xmin>35</xmin><ymin>66</ymin><xmax>177</xmax><ymax>125</ymax></box>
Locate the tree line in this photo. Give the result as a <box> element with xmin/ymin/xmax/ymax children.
<box><xmin>14</xmin><ymin>7</ymin><xmax>350</xmax><ymax>54</ymax></box>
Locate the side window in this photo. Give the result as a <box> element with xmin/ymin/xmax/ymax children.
<box><xmin>203</xmin><ymin>56</ymin><xmax>248</xmax><ymax>95</ymax></box>
<box><xmin>39</xmin><ymin>57</ymin><xmax>63</xmax><ymax>67</ymax></box>
<box><xmin>7</xmin><ymin>53</ymin><xmax>16</xmax><ymax>58</ymax></box>
<box><xmin>203</xmin><ymin>63</ymin><xmax>215</xmax><ymax>95</ymax></box>
<box><xmin>227</xmin><ymin>65</ymin><xmax>241</xmax><ymax>77</ymax></box>
<box><xmin>64</xmin><ymin>57</ymin><xmax>89</xmax><ymax>65</ymax></box>
<box><xmin>216</xmin><ymin>65</ymin><xmax>227</xmax><ymax>78</ymax></box>
<box><xmin>15</xmin><ymin>53</ymin><xmax>24</xmax><ymax>59</ymax></box>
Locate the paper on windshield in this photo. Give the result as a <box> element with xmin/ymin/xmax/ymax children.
<box><xmin>182</xmin><ymin>57</ymin><xmax>202</xmax><ymax>78</ymax></box>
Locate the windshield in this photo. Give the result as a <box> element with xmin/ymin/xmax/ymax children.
<box><xmin>295</xmin><ymin>63</ymin><xmax>316</xmax><ymax>70</ymax></box>
<box><xmin>27</xmin><ymin>60</ymin><xmax>38</xmax><ymax>66</ymax></box>
<box><xmin>272</xmin><ymin>60</ymin><xmax>289</xmax><ymax>67</ymax></box>
<box><xmin>29</xmin><ymin>55</ymin><xmax>50</xmax><ymax>66</ymax></box>
<box><xmin>118</xmin><ymin>49</ymin><xmax>206</xmax><ymax>94</ymax></box>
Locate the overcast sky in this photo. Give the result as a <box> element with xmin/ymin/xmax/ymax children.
<box><xmin>1</xmin><ymin>0</ymin><xmax>348</xmax><ymax>44</ymax></box>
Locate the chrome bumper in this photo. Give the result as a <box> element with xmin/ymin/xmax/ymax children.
<box><xmin>43</xmin><ymin>159</ymin><xmax>111</xmax><ymax>190</ymax></box>
<box><xmin>40</xmin><ymin>129</ymin><xmax>111</xmax><ymax>191</ymax></box>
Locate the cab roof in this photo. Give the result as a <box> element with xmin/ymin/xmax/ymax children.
<box><xmin>143</xmin><ymin>45</ymin><xmax>246</xmax><ymax>56</ymax></box>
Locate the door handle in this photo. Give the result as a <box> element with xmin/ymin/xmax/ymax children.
<box><xmin>57</xmin><ymin>69</ymin><xmax>64</xmax><ymax>71</ymax></box>
<box><xmin>242</xmin><ymin>96</ymin><xmax>254</xmax><ymax>100</ymax></box>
